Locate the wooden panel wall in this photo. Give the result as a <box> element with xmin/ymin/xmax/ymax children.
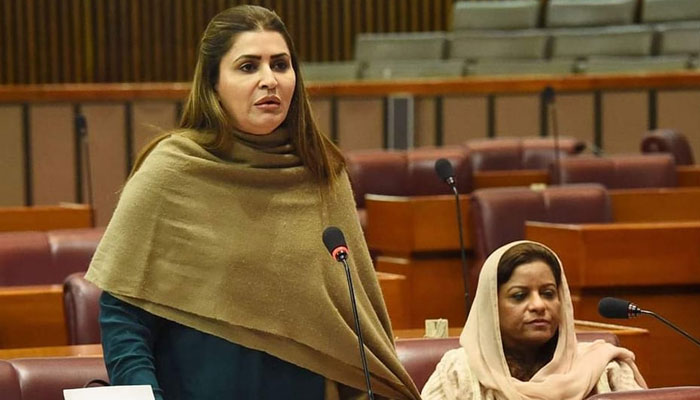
<box><xmin>0</xmin><ymin>0</ymin><xmax>454</xmax><ymax>84</ymax></box>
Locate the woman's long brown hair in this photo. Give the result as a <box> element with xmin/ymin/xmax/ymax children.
<box><xmin>130</xmin><ymin>5</ymin><xmax>344</xmax><ymax>184</ymax></box>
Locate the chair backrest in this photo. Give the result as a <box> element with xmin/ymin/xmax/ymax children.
<box><xmin>641</xmin><ymin>129</ymin><xmax>695</xmax><ymax>165</ymax></box>
<box><xmin>470</xmin><ymin>184</ymin><xmax>612</xmax><ymax>262</ymax></box>
<box><xmin>587</xmin><ymin>386</ymin><xmax>700</xmax><ymax>399</ymax></box>
<box><xmin>345</xmin><ymin>150</ymin><xmax>409</xmax><ymax>208</ymax></box>
<box><xmin>0</xmin><ymin>228</ymin><xmax>103</xmax><ymax>286</ymax></box>
<box><xmin>546</xmin><ymin>0</ymin><xmax>637</xmax><ymax>28</ymax></box>
<box><xmin>642</xmin><ymin>0</ymin><xmax>700</xmax><ymax>23</ymax></box>
<box><xmin>363</xmin><ymin>60</ymin><xmax>464</xmax><ymax>80</ymax></box>
<box><xmin>452</xmin><ymin>0</ymin><xmax>540</xmax><ymax>31</ymax></box>
<box><xmin>406</xmin><ymin>146</ymin><xmax>473</xmax><ymax>196</ymax></box>
<box><xmin>395</xmin><ymin>332</ymin><xmax>619</xmax><ymax>392</ymax></box>
<box><xmin>550</xmin><ymin>26</ymin><xmax>654</xmax><ymax>58</ymax></box>
<box><xmin>300</xmin><ymin>61</ymin><xmax>360</xmax><ymax>82</ymax></box>
<box><xmin>654</xmin><ymin>22</ymin><xmax>700</xmax><ymax>56</ymax></box>
<box><xmin>63</xmin><ymin>272</ymin><xmax>103</xmax><ymax>345</ymax></box>
<box><xmin>355</xmin><ymin>32</ymin><xmax>446</xmax><ymax>62</ymax></box>
<box><xmin>466</xmin><ymin>138</ymin><xmax>524</xmax><ymax>171</ymax></box>
<box><xmin>449</xmin><ymin>31</ymin><xmax>549</xmax><ymax>60</ymax></box>
<box><xmin>0</xmin><ymin>357</ymin><xmax>108</xmax><ymax>400</ymax></box>
<box><xmin>465</xmin><ymin>137</ymin><xmax>585</xmax><ymax>171</ymax></box>
<box><xmin>0</xmin><ymin>231</ymin><xmax>52</xmax><ymax>285</ymax></box>
<box><xmin>554</xmin><ymin>154</ymin><xmax>678</xmax><ymax>188</ymax></box>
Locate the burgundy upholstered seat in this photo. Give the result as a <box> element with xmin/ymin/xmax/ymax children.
<box><xmin>63</xmin><ymin>272</ymin><xmax>103</xmax><ymax>345</ymax></box>
<box><xmin>641</xmin><ymin>129</ymin><xmax>695</xmax><ymax>166</ymax></box>
<box><xmin>0</xmin><ymin>228</ymin><xmax>104</xmax><ymax>286</ymax></box>
<box><xmin>0</xmin><ymin>357</ymin><xmax>108</xmax><ymax>400</ymax></box>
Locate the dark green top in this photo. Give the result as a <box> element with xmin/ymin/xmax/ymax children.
<box><xmin>99</xmin><ymin>292</ymin><xmax>325</xmax><ymax>400</ymax></box>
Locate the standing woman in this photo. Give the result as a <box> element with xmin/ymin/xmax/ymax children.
<box><xmin>422</xmin><ymin>241</ymin><xmax>647</xmax><ymax>399</ymax></box>
<box><xmin>86</xmin><ymin>5</ymin><xmax>420</xmax><ymax>400</ymax></box>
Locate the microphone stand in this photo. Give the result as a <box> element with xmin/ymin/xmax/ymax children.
<box><xmin>446</xmin><ymin>179</ymin><xmax>469</xmax><ymax>312</ymax></box>
<box><xmin>544</xmin><ymin>86</ymin><xmax>562</xmax><ymax>185</ymax></box>
<box><xmin>338</xmin><ymin>253</ymin><xmax>375</xmax><ymax>400</ymax></box>
<box><xmin>76</xmin><ymin>114</ymin><xmax>95</xmax><ymax>227</ymax></box>
<box><xmin>639</xmin><ymin>309</ymin><xmax>700</xmax><ymax>348</ymax></box>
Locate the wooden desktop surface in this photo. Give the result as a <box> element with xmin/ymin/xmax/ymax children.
<box><xmin>0</xmin><ymin>204</ymin><xmax>92</xmax><ymax>232</ymax></box>
<box><xmin>526</xmin><ymin>221</ymin><xmax>700</xmax><ymax>387</ymax></box>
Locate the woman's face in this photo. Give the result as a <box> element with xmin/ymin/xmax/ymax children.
<box><xmin>216</xmin><ymin>30</ymin><xmax>296</xmax><ymax>135</ymax></box>
<box><xmin>498</xmin><ymin>260</ymin><xmax>561</xmax><ymax>351</ymax></box>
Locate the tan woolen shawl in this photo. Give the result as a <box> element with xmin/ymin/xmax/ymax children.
<box><xmin>459</xmin><ymin>240</ymin><xmax>647</xmax><ymax>400</ymax></box>
<box><xmin>85</xmin><ymin>129</ymin><xmax>420</xmax><ymax>400</ymax></box>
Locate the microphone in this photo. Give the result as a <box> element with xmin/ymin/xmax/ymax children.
<box><xmin>435</xmin><ymin>158</ymin><xmax>456</xmax><ymax>186</ymax></box>
<box><xmin>75</xmin><ymin>113</ymin><xmax>95</xmax><ymax>227</ymax></box>
<box><xmin>322</xmin><ymin>227</ymin><xmax>374</xmax><ymax>400</ymax></box>
<box><xmin>542</xmin><ymin>86</ymin><xmax>562</xmax><ymax>185</ymax></box>
<box><xmin>598</xmin><ymin>297</ymin><xmax>700</xmax><ymax>348</ymax></box>
<box><xmin>434</xmin><ymin>158</ymin><xmax>470</xmax><ymax>312</ymax></box>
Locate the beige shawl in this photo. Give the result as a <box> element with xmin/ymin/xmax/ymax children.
<box><xmin>424</xmin><ymin>240</ymin><xmax>646</xmax><ymax>400</ymax></box>
<box><xmin>85</xmin><ymin>129</ymin><xmax>420</xmax><ymax>400</ymax></box>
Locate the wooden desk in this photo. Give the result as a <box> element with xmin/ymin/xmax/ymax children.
<box><xmin>0</xmin><ymin>344</ymin><xmax>101</xmax><ymax>359</ymax></box>
<box><xmin>677</xmin><ymin>165</ymin><xmax>700</xmax><ymax>187</ymax></box>
<box><xmin>526</xmin><ymin>221</ymin><xmax>700</xmax><ymax>387</ymax></box>
<box><xmin>366</xmin><ymin>194</ymin><xmax>471</xmax><ymax>328</ymax></box>
<box><xmin>0</xmin><ymin>285</ymin><xmax>67</xmax><ymax>349</ymax></box>
<box><xmin>0</xmin><ymin>204</ymin><xmax>92</xmax><ymax>232</ymax></box>
<box><xmin>610</xmin><ymin>187</ymin><xmax>700</xmax><ymax>222</ymax></box>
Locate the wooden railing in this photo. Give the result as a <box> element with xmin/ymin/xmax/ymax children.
<box><xmin>3</xmin><ymin>71</ymin><xmax>700</xmax><ymax>102</ymax></box>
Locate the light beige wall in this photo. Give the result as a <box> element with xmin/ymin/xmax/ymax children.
<box><xmin>337</xmin><ymin>98</ymin><xmax>384</xmax><ymax>150</ymax></box>
<box><xmin>82</xmin><ymin>104</ymin><xmax>127</xmax><ymax>226</ymax></box>
<box><xmin>601</xmin><ymin>91</ymin><xmax>648</xmax><ymax>155</ymax></box>
<box><xmin>30</xmin><ymin>104</ymin><xmax>76</xmax><ymax>206</ymax></box>
<box><xmin>494</xmin><ymin>94</ymin><xmax>540</xmax><ymax>138</ymax></box>
<box><xmin>131</xmin><ymin>101</ymin><xmax>178</xmax><ymax>160</ymax></box>
<box><xmin>556</xmin><ymin>93</ymin><xmax>595</xmax><ymax>149</ymax></box>
<box><xmin>0</xmin><ymin>106</ymin><xmax>25</xmax><ymax>206</ymax></box>
<box><xmin>414</xmin><ymin>97</ymin><xmax>436</xmax><ymax>147</ymax></box>
<box><xmin>442</xmin><ymin>96</ymin><xmax>488</xmax><ymax>145</ymax></box>
<box><xmin>657</xmin><ymin>90</ymin><xmax>700</xmax><ymax>159</ymax></box>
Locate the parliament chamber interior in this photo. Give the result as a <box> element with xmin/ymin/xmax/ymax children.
<box><xmin>1</xmin><ymin>0</ymin><xmax>700</xmax><ymax>398</ymax></box>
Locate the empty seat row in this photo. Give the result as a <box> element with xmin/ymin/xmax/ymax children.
<box><xmin>452</xmin><ymin>0</ymin><xmax>700</xmax><ymax>31</ymax></box>
<box><xmin>354</xmin><ymin>24</ymin><xmax>699</xmax><ymax>62</ymax></box>
<box><xmin>303</xmin><ymin>23</ymin><xmax>699</xmax><ymax>80</ymax></box>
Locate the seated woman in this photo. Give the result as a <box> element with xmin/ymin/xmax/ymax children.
<box><xmin>422</xmin><ymin>240</ymin><xmax>646</xmax><ymax>399</ymax></box>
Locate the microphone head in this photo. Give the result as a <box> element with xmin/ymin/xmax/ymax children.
<box><xmin>322</xmin><ymin>226</ymin><xmax>348</xmax><ymax>261</ymax></box>
<box><xmin>435</xmin><ymin>158</ymin><xmax>455</xmax><ymax>183</ymax></box>
<box><xmin>598</xmin><ymin>297</ymin><xmax>632</xmax><ymax>319</ymax></box>
<box><xmin>542</xmin><ymin>86</ymin><xmax>555</xmax><ymax>104</ymax></box>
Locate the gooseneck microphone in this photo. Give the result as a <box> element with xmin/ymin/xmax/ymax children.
<box><xmin>598</xmin><ymin>297</ymin><xmax>700</xmax><ymax>348</ymax></box>
<box><xmin>542</xmin><ymin>86</ymin><xmax>562</xmax><ymax>184</ymax></box>
<box><xmin>75</xmin><ymin>113</ymin><xmax>95</xmax><ymax>227</ymax></box>
<box><xmin>322</xmin><ymin>227</ymin><xmax>375</xmax><ymax>400</ymax></box>
<box><xmin>434</xmin><ymin>158</ymin><xmax>470</xmax><ymax>312</ymax></box>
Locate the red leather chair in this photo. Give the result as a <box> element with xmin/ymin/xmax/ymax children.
<box><xmin>63</xmin><ymin>273</ymin><xmax>103</xmax><ymax>345</ymax></box>
<box><xmin>465</xmin><ymin>136</ymin><xmax>586</xmax><ymax>172</ymax></box>
<box><xmin>0</xmin><ymin>228</ymin><xmax>104</xmax><ymax>286</ymax></box>
<box><xmin>641</xmin><ymin>129</ymin><xmax>695</xmax><ymax>166</ymax></box>
<box><xmin>552</xmin><ymin>154</ymin><xmax>677</xmax><ymax>189</ymax></box>
<box><xmin>0</xmin><ymin>357</ymin><xmax>108</xmax><ymax>400</ymax></box>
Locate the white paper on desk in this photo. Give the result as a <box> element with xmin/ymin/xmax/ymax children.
<box><xmin>64</xmin><ymin>385</ymin><xmax>155</xmax><ymax>400</ymax></box>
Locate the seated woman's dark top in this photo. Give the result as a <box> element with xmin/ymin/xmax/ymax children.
<box><xmin>100</xmin><ymin>292</ymin><xmax>325</xmax><ymax>400</ymax></box>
